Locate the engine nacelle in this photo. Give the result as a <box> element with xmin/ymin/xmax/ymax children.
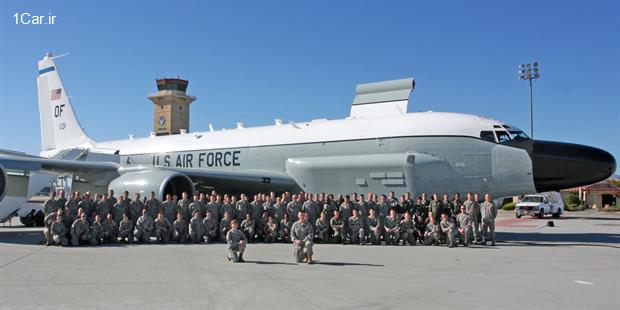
<box><xmin>108</xmin><ymin>169</ymin><xmax>194</xmax><ymax>200</ymax></box>
<box><xmin>0</xmin><ymin>164</ymin><xmax>7</xmax><ymax>203</ymax></box>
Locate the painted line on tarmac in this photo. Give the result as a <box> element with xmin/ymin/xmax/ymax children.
<box><xmin>0</xmin><ymin>245</ymin><xmax>46</xmax><ymax>270</ymax></box>
<box><xmin>573</xmin><ymin>280</ymin><xmax>594</xmax><ymax>285</ymax></box>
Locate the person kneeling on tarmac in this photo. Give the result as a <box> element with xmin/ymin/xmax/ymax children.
<box><xmin>51</xmin><ymin>214</ymin><xmax>69</xmax><ymax>246</ymax></box>
<box><xmin>439</xmin><ymin>213</ymin><xmax>457</xmax><ymax>248</ymax></box>
<box><xmin>424</xmin><ymin>212</ymin><xmax>441</xmax><ymax>246</ymax></box>
<box><xmin>291</xmin><ymin>211</ymin><xmax>314</xmax><ymax>264</ymax></box>
<box><xmin>155</xmin><ymin>212</ymin><xmax>172</xmax><ymax>243</ymax></box>
<box><xmin>226</xmin><ymin>219</ymin><xmax>247</xmax><ymax>263</ymax></box>
<box><xmin>71</xmin><ymin>213</ymin><xmax>97</xmax><ymax>246</ymax></box>
<box><xmin>134</xmin><ymin>209</ymin><xmax>154</xmax><ymax>243</ymax></box>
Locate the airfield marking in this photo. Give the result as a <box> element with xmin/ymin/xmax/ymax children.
<box><xmin>495</xmin><ymin>218</ymin><xmax>538</xmax><ymax>228</ymax></box>
<box><xmin>0</xmin><ymin>245</ymin><xmax>46</xmax><ymax>270</ymax></box>
<box><xmin>573</xmin><ymin>280</ymin><xmax>594</xmax><ymax>286</ymax></box>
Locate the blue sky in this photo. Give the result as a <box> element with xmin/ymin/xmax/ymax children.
<box><xmin>0</xmin><ymin>0</ymin><xmax>618</xmax><ymax>172</ymax></box>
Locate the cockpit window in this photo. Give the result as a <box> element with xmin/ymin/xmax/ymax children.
<box><xmin>495</xmin><ymin>131</ymin><xmax>511</xmax><ymax>143</ymax></box>
<box><xmin>480</xmin><ymin>131</ymin><xmax>496</xmax><ymax>142</ymax></box>
<box><xmin>509</xmin><ymin>131</ymin><xmax>529</xmax><ymax>139</ymax></box>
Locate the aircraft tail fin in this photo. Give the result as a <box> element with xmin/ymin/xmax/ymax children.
<box><xmin>37</xmin><ymin>53</ymin><xmax>94</xmax><ymax>154</ymax></box>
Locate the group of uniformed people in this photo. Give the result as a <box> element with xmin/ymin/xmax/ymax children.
<box><xmin>42</xmin><ymin>189</ymin><xmax>498</xmax><ymax>263</ymax></box>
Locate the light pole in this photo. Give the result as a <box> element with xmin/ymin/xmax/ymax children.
<box><xmin>518</xmin><ymin>62</ymin><xmax>540</xmax><ymax>138</ymax></box>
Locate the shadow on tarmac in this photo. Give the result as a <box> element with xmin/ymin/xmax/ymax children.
<box><xmin>312</xmin><ymin>261</ymin><xmax>384</xmax><ymax>267</ymax></box>
<box><xmin>497</xmin><ymin>232</ymin><xmax>620</xmax><ymax>248</ymax></box>
<box><xmin>247</xmin><ymin>260</ymin><xmax>299</xmax><ymax>266</ymax></box>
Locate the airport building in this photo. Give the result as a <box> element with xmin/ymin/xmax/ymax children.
<box><xmin>561</xmin><ymin>178</ymin><xmax>620</xmax><ymax>208</ymax></box>
<box><xmin>148</xmin><ymin>78</ymin><xmax>196</xmax><ymax>136</ymax></box>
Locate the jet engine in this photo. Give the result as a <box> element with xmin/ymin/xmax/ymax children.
<box><xmin>0</xmin><ymin>164</ymin><xmax>7</xmax><ymax>203</ymax></box>
<box><xmin>107</xmin><ymin>169</ymin><xmax>194</xmax><ymax>200</ymax></box>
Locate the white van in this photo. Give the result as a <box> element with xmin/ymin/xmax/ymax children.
<box><xmin>515</xmin><ymin>192</ymin><xmax>564</xmax><ymax>218</ymax></box>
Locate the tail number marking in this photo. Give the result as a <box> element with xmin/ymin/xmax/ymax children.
<box><xmin>54</xmin><ymin>104</ymin><xmax>65</xmax><ymax>118</ymax></box>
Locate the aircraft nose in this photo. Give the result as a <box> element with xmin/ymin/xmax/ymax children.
<box><xmin>529</xmin><ymin>140</ymin><xmax>616</xmax><ymax>192</ymax></box>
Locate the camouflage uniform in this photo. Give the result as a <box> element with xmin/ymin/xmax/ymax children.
<box><xmin>240</xmin><ymin>218</ymin><xmax>256</xmax><ymax>242</ymax></box>
<box><xmin>113</xmin><ymin>200</ymin><xmax>129</xmax><ymax>224</ymax></box>
<box><xmin>347</xmin><ymin>216</ymin><xmax>364</xmax><ymax>244</ymax></box>
<box><xmin>145</xmin><ymin>197</ymin><xmax>162</xmax><ymax>220</ymax></box>
<box><xmin>221</xmin><ymin>203</ymin><xmax>236</xmax><ymax>221</ymax></box>
<box><xmin>287</xmin><ymin>201</ymin><xmax>302</xmax><ymax>222</ymax></box>
<box><xmin>273</xmin><ymin>203</ymin><xmax>286</xmax><ymax>222</ymax></box>
<box><xmin>78</xmin><ymin>199</ymin><xmax>95</xmax><ymax>219</ymax></box>
<box><xmin>173</xmin><ymin>218</ymin><xmax>188</xmax><ymax>243</ymax></box>
<box><xmin>302</xmin><ymin>200</ymin><xmax>318</xmax><ymax>226</ymax></box>
<box><xmin>118</xmin><ymin>218</ymin><xmax>134</xmax><ymax>243</ymax></box>
<box><xmin>291</xmin><ymin>220</ymin><xmax>314</xmax><ymax>263</ymax></box>
<box><xmin>129</xmin><ymin>200</ymin><xmax>144</xmax><ymax>224</ymax></box>
<box><xmin>323</xmin><ymin>202</ymin><xmax>337</xmax><ymax>220</ymax></box>
<box><xmin>440</xmin><ymin>218</ymin><xmax>457</xmax><ymax>247</ymax></box>
<box><xmin>456</xmin><ymin>212</ymin><xmax>473</xmax><ymax>245</ymax></box>
<box><xmin>377</xmin><ymin>202</ymin><xmax>390</xmax><ymax>218</ymax></box>
<box><xmin>480</xmin><ymin>201</ymin><xmax>497</xmax><ymax>245</ymax></box>
<box><xmin>315</xmin><ymin>217</ymin><xmax>330</xmax><ymax>243</ymax></box>
<box><xmin>399</xmin><ymin>218</ymin><xmax>416</xmax><ymax>245</ymax></box>
<box><xmin>429</xmin><ymin>200</ymin><xmax>444</xmax><ymax>222</ymax></box>
<box><xmin>43</xmin><ymin>213</ymin><xmax>56</xmax><ymax>245</ymax></box>
<box><xmin>264</xmin><ymin>221</ymin><xmax>278</xmax><ymax>243</ymax></box>
<box><xmin>96</xmin><ymin>200</ymin><xmax>111</xmax><ymax>217</ymax></box>
<box><xmin>65</xmin><ymin>198</ymin><xmax>80</xmax><ymax>219</ymax></box>
<box><xmin>134</xmin><ymin>214</ymin><xmax>154</xmax><ymax>243</ymax></box>
<box><xmin>226</xmin><ymin>229</ymin><xmax>247</xmax><ymax>262</ymax></box>
<box><xmin>189</xmin><ymin>215</ymin><xmax>204</xmax><ymax>243</ymax></box>
<box><xmin>177</xmin><ymin>198</ymin><xmax>192</xmax><ymax>222</ymax></box>
<box><xmin>71</xmin><ymin>218</ymin><xmax>95</xmax><ymax>245</ymax></box>
<box><xmin>162</xmin><ymin>200</ymin><xmax>177</xmax><ymax>224</ymax></box>
<box><xmin>202</xmin><ymin>216</ymin><xmax>218</xmax><ymax>243</ymax></box>
<box><xmin>384</xmin><ymin>216</ymin><xmax>401</xmax><ymax>245</ymax></box>
<box><xmin>424</xmin><ymin>222</ymin><xmax>441</xmax><ymax>246</ymax></box>
<box><xmin>154</xmin><ymin>217</ymin><xmax>172</xmax><ymax>243</ymax></box>
<box><xmin>339</xmin><ymin>202</ymin><xmax>353</xmax><ymax>225</ymax></box>
<box><xmin>43</xmin><ymin>198</ymin><xmax>58</xmax><ymax>217</ymax></box>
<box><xmin>464</xmin><ymin>200</ymin><xmax>480</xmax><ymax>241</ymax></box>
<box><xmin>90</xmin><ymin>221</ymin><xmax>103</xmax><ymax>245</ymax></box>
<box><xmin>51</xmin><ymin>221</ymin><xmax>68</xmax><ymax>246</ymax></box>
<box><xmin>219</xmin><ymin>217</ymin><xmax>231</xmax><ymax>242</ymax></box>
<box><xmin>101</xmin><ymin>218</ymin><xmax>118</xmax><ymax>243</ymax></box>
<box><xmin>330</xmin><ymin>216</ymin><xmax>345</xmax><ymax>244</ymax></box>
<box><xmin>236</xmin><ymin>200</ymin><xmax>251</xmax><ymax>222</ymax></box>
<box><xmin>205</xmin><ymin>201</ymin><xmax>219</xmax><ymax>222</ymax></box>
<box><xmin>279</xmin><ymin>218</ymin><xmax>292</xmax><ymax>243</ymax></box>
<box><xmin>367</xmin><ymin>214</ymin><xmax>383</xmax><ymax>245</ymax></box>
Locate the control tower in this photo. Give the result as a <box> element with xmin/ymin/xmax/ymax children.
<box><xmin>148</xmin><ymin>78</ymin><xmax>196</xmax><ymax>136</ymax></box>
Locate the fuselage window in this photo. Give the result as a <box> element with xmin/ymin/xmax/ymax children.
<box><xmin>496</xmin><ymin>131</ymin><xmax>511</xmax><ymax>143</ymax></box>
<box><xmin>480</xmin><ymin>131</ymin><xmax>496</xmax><ymax>142</ymax></box>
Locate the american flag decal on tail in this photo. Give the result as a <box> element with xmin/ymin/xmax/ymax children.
<box><xmin>50</xmin><ymin>88</ymin><xmax>62</xmax><ymax>101</ymax></box>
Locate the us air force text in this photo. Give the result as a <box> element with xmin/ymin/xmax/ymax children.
<box><xmin>149</xmin><ymin>151</ymin><xmax>242</xmax><ymax>168</ymax></box>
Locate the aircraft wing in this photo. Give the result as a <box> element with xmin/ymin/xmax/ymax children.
<box><xmin>0</xmin><ymin>153</ymin><xmax>119</xmax><ymax>174</ymax></box>
<box><xmin>0</xmin><ymin>153</ymin><xmax>298</xmax><ymax>194</ymax></box>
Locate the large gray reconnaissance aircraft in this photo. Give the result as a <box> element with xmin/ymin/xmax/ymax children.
<box><xmin>0</xmin><ymin>53</ymin><xmax>616</xmax><ymax>221</ymax></box>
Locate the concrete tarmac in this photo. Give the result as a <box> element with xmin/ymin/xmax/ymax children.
<box><xmin>0</xmin><ymin>210</ymin><xmax>618</xmax><ymax>310</ymax></box>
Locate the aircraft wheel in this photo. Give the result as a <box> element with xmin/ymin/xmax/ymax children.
<box><xmin>20</xmin><ymin>216</ymin><xmax>35</xmax><ymax>227</ymax></box>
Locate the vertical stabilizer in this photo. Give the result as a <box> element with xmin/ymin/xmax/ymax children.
<box><xmin>37</xmin><ymin>53</ymin><xmax>93</xmax><ymax>154</ymax></box>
